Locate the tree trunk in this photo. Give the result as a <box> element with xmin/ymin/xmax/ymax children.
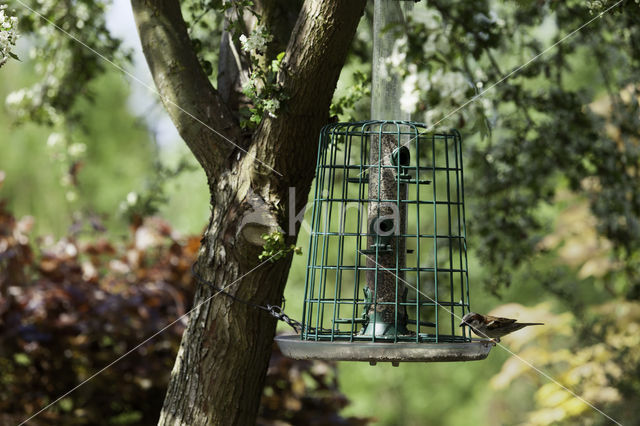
<box><xmin>157</xmin><ymin>172</ymin><xmax>295</xmax><ymax>425</ymax></box>
<box><xmin>131</xmin><ymin>0</ymin><xmax>367</xmax><ymax>424</ymax></box>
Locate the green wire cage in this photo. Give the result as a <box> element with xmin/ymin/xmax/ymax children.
<box><xmin>276</xmin><ymin>121</ymin><xmax>492</xmax><ymax>364</ymax></box>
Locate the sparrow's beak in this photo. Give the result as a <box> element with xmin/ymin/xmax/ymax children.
<box><xmin>458</xmin><ymin>321</ymin><xmax>465</xmax><ymax>327</ymax></box>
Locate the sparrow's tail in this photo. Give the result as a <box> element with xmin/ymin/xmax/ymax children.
<box><xmin>520</xmin><ymin>322</ymin><xmax>544</xmax><ymax>326</ymax></box>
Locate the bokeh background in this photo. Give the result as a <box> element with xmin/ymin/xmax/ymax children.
<box><xmin>2</xmin><ymin>0</ymin><xmax>640</xmax><ymax>425</ymax></box>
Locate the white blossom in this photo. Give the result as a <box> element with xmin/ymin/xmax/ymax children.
<box><xmin>424</xmin><ymin>109</ymin><xmax>440</xmax><ymax>127</ymax></box>
<box><xmin>474</xmin><ymin>68</ymin><xmax>488</xmax><ymax>81</ymax></box>
<box><xmin>441</xmin><ymin>71</ymin><xmax>469</xmax><ymax>103</ymax></box>
<box><xmin>400</xmin><ymin>66</ymin><xmax>420</xmax><ymax>114</ymax></box>
<box><xmin>481</xmin><ymin>97</ymin><xmax>492</xmax><ymax>111</ymax></box>
<box><xmin>239</xmin><ymin>25</ymin><xmax>272</xmax><ymax>56</ymax></box>
<box><xmin>75</xmin><ymin>3</ymin><xmax>89</xmax><ymax>22</ymax></box>
<box><xmin>5</xmin><ymin>88</ymin><xmax>25</xmax><ymax>106</ymax></box>
<box><xmin>126</xmin><ymin>191</ymin><xmax>138</xmax><ymax>205</ymax></box>
<box><xmin>422</xmin><ymin>9</ymin><xmax>443</xmax><ymax>31</ymax></box>
<box><xmin>386</xmin><ymin>36</ymin><xmax>407</xmax><ymax>69</ymax></box>
<box><xmin>47</xmin><ymin>132</ymin><xmax>63</xmax><ymax>147</ymax></box>
<box><xmin>423</xmin><ymin>33</ymin><xmax>438</xmax><ymax>57</ymax></box>
<box><xmin>68</xmin><ymin>142</ymin><xmax>86</xmax><ymax>157</ymax></box>
<box><xmin>0</xmin><ymin>5</ymin><xmax>19</xmax><ymax>69</ymax></box>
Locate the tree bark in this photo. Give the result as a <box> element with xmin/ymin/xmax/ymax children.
<box><xmin>131</xmin><ymin>0</ymin><xmax>366</xmax><ymax>424</ymax></box>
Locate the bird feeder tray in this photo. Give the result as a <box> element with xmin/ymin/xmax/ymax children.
<box><xmin>275</xmin><ymin>335</ymin><xmax>492</xmax><ymax>363</ymax></box>
<box><xmin>276</xmin><ymin>121</ymin><xmax>492</xmax><ymax>363</ymax></box>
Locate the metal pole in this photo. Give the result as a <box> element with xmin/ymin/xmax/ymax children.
<box><xmin>363</xmin><ymin>0</ymin><xmax>412</xmax><ymax>337</ymax></box>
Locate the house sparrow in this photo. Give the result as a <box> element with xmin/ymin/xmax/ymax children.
<box><xmin>459</xmin><ymin>312</ymin><xmax>543</xmax><ymax>342</ymax></box>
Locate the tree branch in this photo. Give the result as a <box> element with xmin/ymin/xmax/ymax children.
<box><xmin>249</xmin><ymin>0</ymin><xmax>367</xmax><ymax>191</ymax></box>
<box><xmin>131</xmin><ymin>0</ymin><xmax>245</xmax><ymax>178</ymax></box>
<box><xmin>217</xmin><ymin>1</ymin><xmax>301</xmax><ymax>115</ymax></box>
<box><xmin>256</xmin><ymin>0</ymin><xmax>303</xmax><ymax>59</ymax></box>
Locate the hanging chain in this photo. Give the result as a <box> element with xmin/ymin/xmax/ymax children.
<box><xmin>190</xmin><ymin>264</ymin><xmax>312</xmax><ymax>334</ymax></box>
<box><xmin>264</xmin><ymin>305</ymin><xmax>304</xmax><ymax>334</ymax></box>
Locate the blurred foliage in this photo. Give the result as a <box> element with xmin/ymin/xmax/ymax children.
<box><xmin>0</xmin><ymin>64</ymin><xmax>157</xmax><ymax>236</ymax></box>
<box><xmin>259</xmin><ymin>346</ymin><xmax>371</xmax><ymax>426</ymax></box>
<box><xmin>1</xmin><ymin>60</ymin><xmax>209</xmax><ymax>238</ymax></box>
<box><xmin>437</xmin><ymin>1</ymin><xmax>640</xmax><ymax>295</ymax></box>
<box><xmin>489</xmin><ymin>302</ymin><xmax>640</xmax><ymax>425</ymax></box>
<box><xmin>181</xmin><ymin>0</ymin><xmax>224</xmax><ymax>83</ymax></box>
<box><xmin>330</xmin><ymin>70</ymin><xmax>371</xmax><ymax>122</ymax></box>
<box><xmin>0</xmin><ymin>188</ymin><xmax>368</xmax><ymax>425</ymax></box>
<box><xmin>118</xmin><ymin>157</ymin><xmax>197</xmax><ymax>228</ymax></box>
<box><xmin>477</xmin><ymin>195</ymin><xmax>640</xmax><ymax>425</ymax></box>
<box><xmin>0</xmin><ymin>189</ymin><xmax>195</xmax><ymax>425</ymax></box>
<box><xmin>5</xmin><ymin>0</ymin><xmax>126</xmax><ymax>125</ymax></box>
<box><xmin>332</xmin><ymin>0</ymin><xmax>640</xmax><ymax>297</ymax></box>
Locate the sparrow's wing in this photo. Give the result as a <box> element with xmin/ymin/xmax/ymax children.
<box><xmin>485</xmin><ymin>315</ymin><xmax>517</xmax><ymax>330</ymax></box>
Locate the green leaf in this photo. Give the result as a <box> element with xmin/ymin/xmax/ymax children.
<box><xmin>59</xmin><ymin>398</ymin><xmax>73</xmax><ymax>412</ymax></box>
<box><xmin>14</xmin><ymin>353</ymin><xmax>30</xmax><ymax>365</ymax></box>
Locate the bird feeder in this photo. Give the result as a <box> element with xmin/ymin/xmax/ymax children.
<box><xmin>275</xmin><ymin>121</ymin><xmax>492</xmax><ymax>364</ymax></box>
